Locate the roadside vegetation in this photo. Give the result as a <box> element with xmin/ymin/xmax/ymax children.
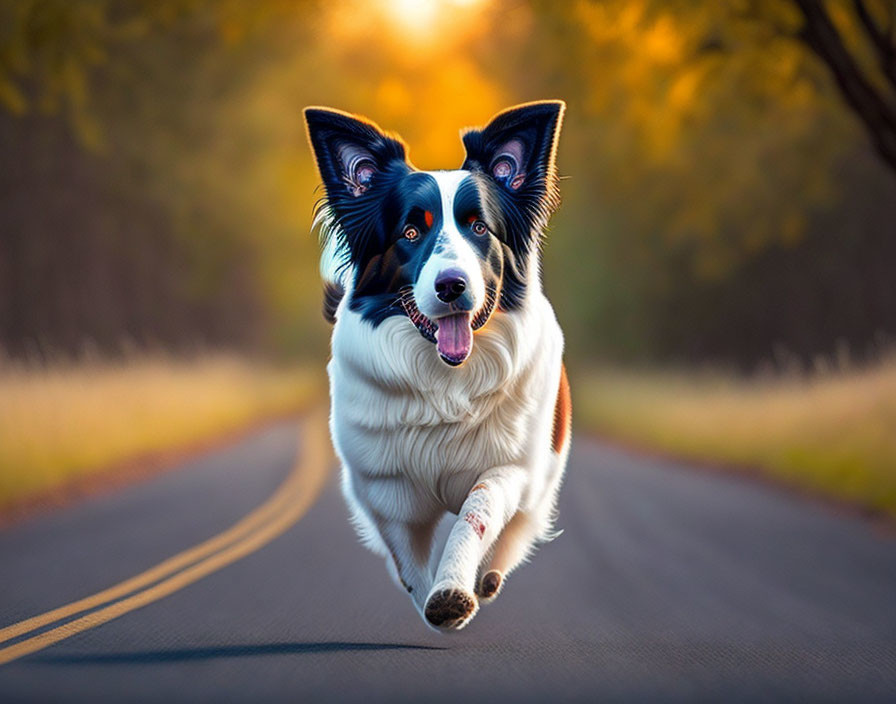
<box><xmin>0</xmin><ymin>355</ymin><xmax>320</xmax><ymax>511</ymax></box>
<box><xmin>577</xmin><ymin>358</ymin><xmax>896</xmax><ymax>519</ymax></box>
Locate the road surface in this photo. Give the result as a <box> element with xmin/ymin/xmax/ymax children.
<box><xmin>1</xmin><ymin>414</ymin><xmax>895</xmax><ymax>702</ymax></box>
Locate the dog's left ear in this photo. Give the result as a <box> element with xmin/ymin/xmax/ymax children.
<box><xmin>461</xmin><ymin>100</ymin><xmax>564</xmax><ymax>203</ymax></box>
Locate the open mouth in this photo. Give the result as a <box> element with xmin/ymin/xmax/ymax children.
<box><xmin>399</xmin><ymin>285</ymin><xmax>498</xmax><ymax>366</ymax></box>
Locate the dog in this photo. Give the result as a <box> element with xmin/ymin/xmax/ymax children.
<box><xmin>304</xmin><ymin>100</ymin><xmax>571</xmax><ymax>631</ymax></box>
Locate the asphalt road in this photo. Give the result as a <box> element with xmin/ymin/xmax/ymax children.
<box><xmin>1</xmin><ymin>416</ymin><xmax>895</xmax><ymax>702</ymax></box>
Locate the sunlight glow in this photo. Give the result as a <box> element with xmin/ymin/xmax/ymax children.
<box><xmin>321</xmin><ymin>0</ymin><xmax>504</xmax><ymax>167</ymax></box>
<box><xmin>388</xmin><ymin>0</ymin><xmax>439</xmax><ymax>30</ymax></box>
<box><xmin>383</xmin><ymin>0</ymin><xmax>483</xmax><ymax>33</ymax></box>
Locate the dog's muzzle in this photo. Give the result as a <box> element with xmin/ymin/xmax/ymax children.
<box><xmin>399</xmin><ymin>285</ymin><xmax>498</xmax><ymax>366</ymax></box>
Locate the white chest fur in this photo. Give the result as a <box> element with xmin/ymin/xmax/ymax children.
<box><xmin>328</xmin><ymin>292</ymin><xmax>564</xmax><ymax>516</ymax></box>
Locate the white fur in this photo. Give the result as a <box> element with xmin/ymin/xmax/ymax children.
<box><xmin>325</xmin><ymin>171</ymin><xmax>570</xmax><ymax>631</ymax></box>
<box><xmin>316</xmin><ymin>207</ymin><xmax>351</xmax><ymax>287</ymax></box>
<box><xmin>414</xmin><ymin>171</ymin><xmax>485</xmax><ymax>319</ymax></box>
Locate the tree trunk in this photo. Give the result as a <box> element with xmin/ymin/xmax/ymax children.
<box><xmin>793</xmin><ymin>0</ymin><xmax>896</xmax><ymax>175</ymax></box>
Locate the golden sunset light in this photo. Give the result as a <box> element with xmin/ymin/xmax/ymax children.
<box><xmin>2</xmin><ymin>3</ymin><xmax>896</xmax><ymax>696</ymax></box>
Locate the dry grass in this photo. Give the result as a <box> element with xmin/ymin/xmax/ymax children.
<box><xmin>577</xmin><ymin>359</ymin><xmax>896</xmax><ymax>518</ymax></box>
<box><xmin>0</xmin><ymin>355</ymin><xmax>321</xmax><ymax>510</ymax></box>
<box><xmin>7</xmin><ymin>351</ymin><xmax>894</xmax><ymax>520</ymax></box>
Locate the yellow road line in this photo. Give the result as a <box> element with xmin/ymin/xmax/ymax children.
<box><xmin>0</xmin><ymin>408</ymin><xmax>332</xmax><ymax>665</ymax></box>
<box><xmin>0</xmin><ymin>468</ymin><xmax>300</xmax><ymax>644</ymax></box>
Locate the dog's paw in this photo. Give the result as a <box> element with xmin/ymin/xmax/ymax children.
<box><xmin>476</xmin><ymin>569</ymin><xmax>503</xmax><ymax>603</ymax></box>
<box><xmin>424</xmin><ymin>585</ymin><xmax>478</xmax><ymax>631</ymax></box>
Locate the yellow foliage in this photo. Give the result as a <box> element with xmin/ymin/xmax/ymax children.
<box><xmin>1</xmin><ymin>0</ymin><xmax>889</xmax><ymax>363</ymax></box>
<box><xmin>641</xmin><ymin>15</ymin><xmax>684</xmax><ymax>65</ymax></box>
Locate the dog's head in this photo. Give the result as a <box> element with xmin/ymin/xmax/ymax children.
<box><xmin>305</xmin><ymin>101</ymin><xmax>564</xmax><ymax>366</ymax></box>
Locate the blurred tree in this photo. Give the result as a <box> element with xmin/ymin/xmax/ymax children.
<box><xmin>791</xmin><ymin>0</ymin><xmax>896</xmax><ymax>174</ymax></box>
<box><xmin>0</xmin><ymin>0</ymin><xmax>324</xmax><ymax>359</ymax></box>
<box><xmin>0</xmin><ymin>0</ymin><xmax>893</xmax><ymax>367</ymax></box>
<box><xmin>496</xmin><ymin>0</ymin><xmax>896</xmax><ymax>365</ymax></box>
<box><xmin>0</xmin><ymin>1</ymin><xmax>299</xmax><ymax>149</ymax></box>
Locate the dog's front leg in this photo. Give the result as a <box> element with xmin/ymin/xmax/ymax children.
<box><xmin>373</xmin><ymin>517</ymin><xmax>438</xmax><ymax>612</ymax></box>
<box><xmin>424</xmin><ymin>466</ymin><xmax>525</xmax><ymax>631</ymax></box>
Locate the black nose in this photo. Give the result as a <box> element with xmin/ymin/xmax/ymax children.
<box><xmin>435</xmin><ymin>269</ymin><xmax>467</xmax><ymax>303</ymax></box>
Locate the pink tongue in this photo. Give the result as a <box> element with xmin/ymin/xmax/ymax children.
<box><xmin>436</xmin><ymin>313</ymin><xmax>473</xmax><ymax>364</ymax></box>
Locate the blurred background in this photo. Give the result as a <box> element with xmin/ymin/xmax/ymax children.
<box><xmin>1</xmin><ymin>0</ymin><xmax>894</xmax><ymax>518</ymax></box>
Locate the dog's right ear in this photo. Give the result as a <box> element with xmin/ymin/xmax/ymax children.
<box><xmin>304</xmin><ymin>107</ymin><xmax>408</xmax><ymax>202</ymax></box>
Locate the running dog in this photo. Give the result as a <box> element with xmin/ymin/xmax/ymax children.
<box><xmin>304</xmin><ymin>100</ymin><xmax>571</xmax><ymax>631</ymax></box>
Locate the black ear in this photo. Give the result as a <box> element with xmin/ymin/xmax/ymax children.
<box><xmin>304</xmin><ymin>107</ymin><xmax>408</xmax><ymax>201</ymax></box>
<box><xmin>461</xmin><ymin>100</ymin><xmax>564</xmax><ymax>204</ymax></box>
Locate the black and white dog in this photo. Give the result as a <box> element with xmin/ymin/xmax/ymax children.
<box><xmin>304</xmin><ymin>101</ymin><xmax>571</xmax><ymax>631</ymax></box>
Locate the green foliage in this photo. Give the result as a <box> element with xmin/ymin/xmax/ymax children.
<box><xmin>0</xmin><ymin>1</ymin><xmax>304</xmax><ymax>147</ymax></box>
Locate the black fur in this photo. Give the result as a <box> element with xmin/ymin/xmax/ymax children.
<box><xmin>461</xmin><ymin>101</ymin><xmax>564</xmax><ymax>311</ymax></box>
<box><xmin>304</xmin><ymin>102</ymin><xmax>564</xmax><ymax>330</ymax></box>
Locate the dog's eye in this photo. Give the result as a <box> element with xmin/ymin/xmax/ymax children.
<box><xmin>471</xmin><ymin>220</ymin><xmax>488</xmax><ymax>236</ymax></box>
<box><xmin>403</xmin><ymin>225</ymin><xmax>419</xmax><ymax>241</ymax></box>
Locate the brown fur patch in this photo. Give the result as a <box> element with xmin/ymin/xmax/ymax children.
<box><xmin>470</xmin><ymin>483</ymin><xmax>488</xmax><ymax>493</ymax></box>
<box><xmin>551</xmin><ymin>364</ymin><xmax>571</xmax><ymax>453</ymax></box>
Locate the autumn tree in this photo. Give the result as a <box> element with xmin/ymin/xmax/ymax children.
<box><xmin>791</xmin><ymin>0</ymin><xmax>896</xmax><ymax>174</ymax></box>
<box><xmin>1</xmin><ymin>0</ymin><xmax>893</xmax><ymax>365</ymax></box>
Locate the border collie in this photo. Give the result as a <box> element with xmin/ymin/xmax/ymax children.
<box><xmin>304</xmin><ymin>101</ymin><xmax>571</xmax><ymax>631</ymax></box>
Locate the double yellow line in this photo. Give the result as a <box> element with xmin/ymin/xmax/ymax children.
<box><xmin>0</xmin><ymin>408</ymin><xmax>332</xmax><ymax>666</ymax></box>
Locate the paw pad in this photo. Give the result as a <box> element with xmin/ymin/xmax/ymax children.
<box><xmin>424</xmin><ymin>588</ymin><xmax>477</xmax><ymax>629</ymax></box>
<box><xmin>479</xmin><ymin>570</ymin><xmax>502</xmax><ymax>599</ymax></box>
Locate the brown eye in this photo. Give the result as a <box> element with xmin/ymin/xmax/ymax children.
<box><xmin>471</xmin><ymin>220</ymin><xmax>488</xmax><ymax>236</ymax></box>
<box><xmin>403</xmin><ymin>225</ymin><xmax>419</xmax><ymax>241</ymax></box>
